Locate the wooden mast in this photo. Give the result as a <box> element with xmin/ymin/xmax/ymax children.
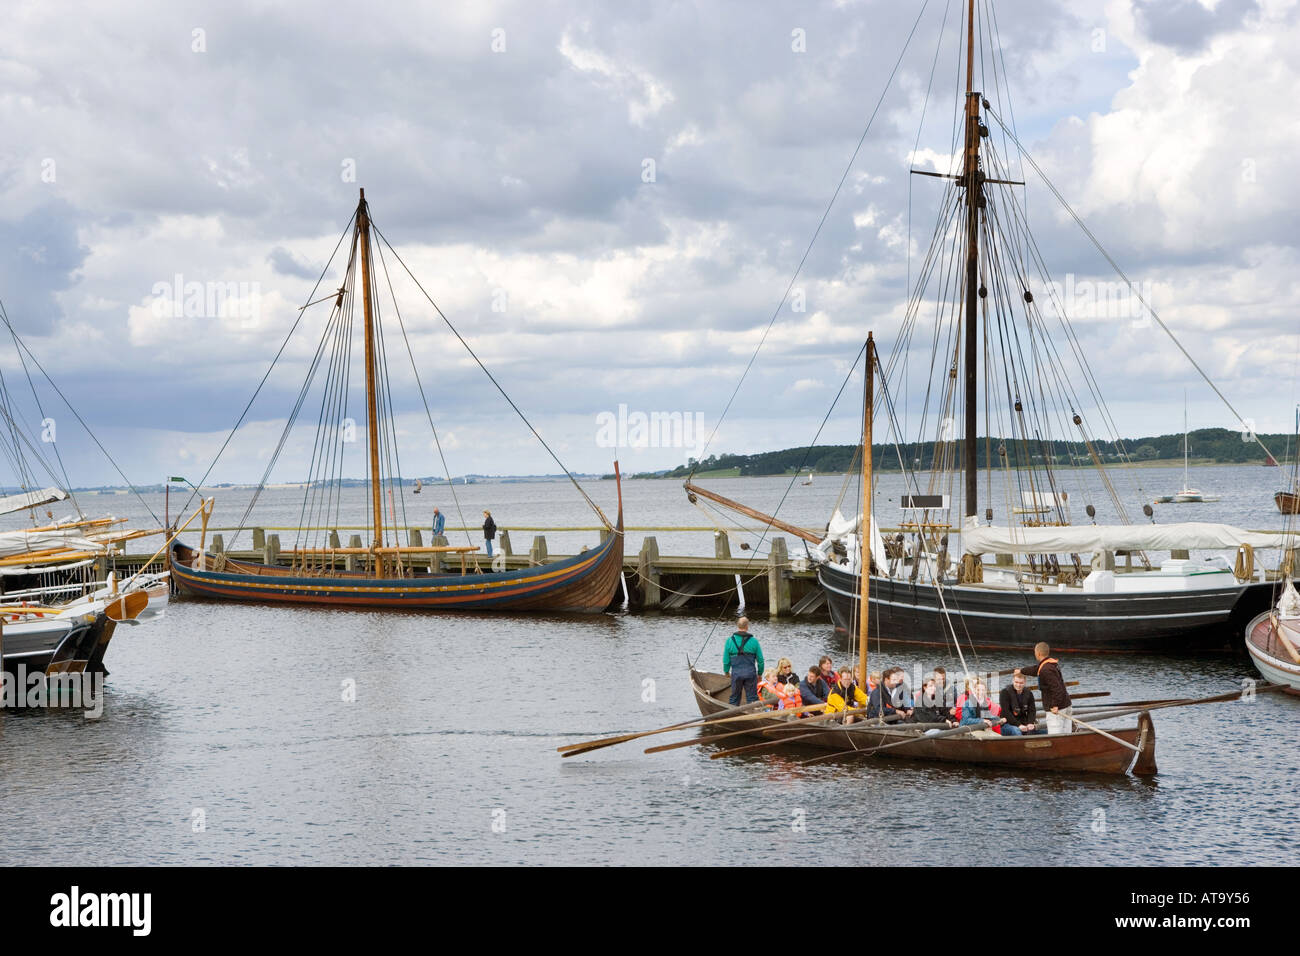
<box><xmin>961</xmin><ymin>0</ymin><xmax>982</xmax><ymax>518</ymax></box>
<box><xmin>858</xmin><ymin>333</ymin><xmax>874</xmax><ymax>686</ymax></box>
<box><xmin>357</xmin><ymin>189</ymin><xmax>386</xmax><ymax>578</ymax></box>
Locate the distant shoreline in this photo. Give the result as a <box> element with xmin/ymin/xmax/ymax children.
<box><xmin>63</xmin><ymin>456</ymin><xmax>1294</xmax><ymax>494</ymax></box>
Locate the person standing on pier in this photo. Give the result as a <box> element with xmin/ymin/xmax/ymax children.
<box><xmin>1016</xmin><ymin>643</ymin><xmax>1072</xmax><ymax>734</ymax></box>
<box><xmin>722</xmin><ymin>617</ymin><xmax>764</xmax><ymax>706</ymax></box>
<box><xmin>482</xmin><ymin>510</ymin><xmax>497</xmax><ymax>557</ymax></box>
<box><xmin>431</xmin><ymin>507</ymin><xmax>445</xmax><ymax>537</ymax></box>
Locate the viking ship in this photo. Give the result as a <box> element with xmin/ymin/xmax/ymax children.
<box><xmin>688</xmin><ymin>0</ymin><xmax>1291</xmax><ymax>652</ymax></box>
<box><xmin>687</xmin><ymin>669</ymin><xmax>1157</xmax><ymax>775</ymax></box>
<box><xmin>169</xmin><ymin>190</ymin><xmax>624</xmax><ymax>613</ymax></box>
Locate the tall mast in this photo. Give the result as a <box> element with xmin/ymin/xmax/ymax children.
<box><xmin>357</xmin><ymin>189</ymin><xmax>386</xmax><ymax>578</ymax></box>
<box><xmin>858</xmin><ymin>333</ymin><xmax>874</xmax><ymax>687</ymax></box>
<box><xmin>1183</xmin><ymin>390</ymin><xmax>1189</xmax><ymax>488</ymax></box>
<box><xmin>961</xmin><ymin>0</ymin><xmax>982</xmax><ymax>518</ymax></box>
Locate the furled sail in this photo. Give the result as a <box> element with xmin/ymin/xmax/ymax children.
<box><xmin>962</xmin><ymin>516</ymin><xmax>1295</xmax><ymax>556</ymax></box>
<box><xmin>816</xmin><ymin>509</ymin><xmax>890</xmax><ymax>571</ymax></box>
<box><xmin>0</xmin><ymin>528</ymin><xmax>106</xmax><ymax>558</ymax></box>
<box><xmin>0</xmin><ymin>487</ymin><xmax>67</xmax><ymax>518</ymax></box>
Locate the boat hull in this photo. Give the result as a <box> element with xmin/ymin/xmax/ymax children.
<box><xmin>819</xmin><ymin>562</ymin><xmax>1268</xmax><ymax>652</ymax></box>
<box><xmin>1277</xmin><ymin>491</ymin><xmax>1300</xmax><ymax>515</ymax></box>
<box><xmin>169</xmin><ymin>522</ymin><xmax>624</xmax><ymax>613</ymax></box>
<box><xmin>1244</xmin><ymin>611</ymin><xmax>1300</xmax><ymax>692</ymax></box>
<box><xmin>690</xmin><ymin>670</ymin><xmax>1154</xmax><ymax>775</ymax></box>
<box><xmin>2</xmin><ymin>612</ymin><xmax>116</xmax><ymax>676</ymax></box>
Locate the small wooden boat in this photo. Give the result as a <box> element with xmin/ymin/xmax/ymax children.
<box><xmin>1244</xmin><ymin>610</ymin><xmax>1300</xmax><ymax>693</ymax></box>
<box><xmin>689</xmin><ymin>669</ymin><xmax>1156</xmax><ymax>775</ymax></box>
<box><xmin>1277</xmin><ymin>489</ymin><xmax>1300</xmax><ymax>515</ymax></box>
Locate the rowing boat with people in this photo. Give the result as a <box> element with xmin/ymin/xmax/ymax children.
<box><xmin>688</xmin><ymin>668</ymin><xmax>1156</xmax><ymax>775</ymax></box>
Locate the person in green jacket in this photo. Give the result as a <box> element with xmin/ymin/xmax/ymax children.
<box><xmin>722</xmin><ymin>617</ymin><xmax>765</xmax><ymax>705</ymax></box>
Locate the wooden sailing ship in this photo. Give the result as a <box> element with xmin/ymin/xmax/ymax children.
<box><xmin>684</xmin><ymin>0</ymin><xmax>1287</xmax><ymax>652</ymax></box>
<box><xmin>170</xmin><ymin>190</ymin><xmax>624</xmax><ymax>613</ymax></box>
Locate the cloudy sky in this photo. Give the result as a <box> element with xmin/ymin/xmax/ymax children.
<box><xmin>0</xmin><ymin>0</ymin><xmax>1297</xmax><ymax>487</ymax></box>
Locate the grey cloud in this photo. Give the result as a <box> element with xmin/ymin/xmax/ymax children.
<box><xmin>1133</xmin><ymin>0</ymin><xmax>1260</xmax><ymax>53</ymax></box>
<box><xmin>269</xmin><ymin>246</ymin><xmax>318</xmax><ymax>279</ymax></box>
<box><xmin>0</xmin><ymin>201</ymin><xmax>89</xmax><ymax>334</ymax></box>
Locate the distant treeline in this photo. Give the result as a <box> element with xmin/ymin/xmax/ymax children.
<box><xmin>660</xmin><ymin>428</ymin><xmax>1295</xmax><ymax>478</ymax></box>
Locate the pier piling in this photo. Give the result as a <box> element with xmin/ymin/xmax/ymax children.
<box><xmin>638</xmin><ymin>536</ymin><xmax>661</xmax><ymax>609</ymax></box>
<box><xmin>768</xmin><ymin>538</ymin><xmax>791</xmax><ymax>617</ymax></box>
<box><xmin>715</xmin><ymin>532</ymin><xmax>731</xmax><ymax>559</ymax></box>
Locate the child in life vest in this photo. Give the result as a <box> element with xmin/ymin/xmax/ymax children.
<box><xmin>758</xmin><ymin>669</ymin><xmax>784</xmax><ymax>710</ymax></box>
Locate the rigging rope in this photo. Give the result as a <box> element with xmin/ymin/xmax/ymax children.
<box><xmin>984</xmin><ymin>104</ymin><xmax>1279</xmax><ymax>464</ymax></box>
<box><xmin>688</xmin><ymin>0</ymin><xmax>935</xmax><ymax>477</ymax></box>
<box><xmin>370</xmin><ymin>222</ymin><xmax>612</xmax><ymax>530</ymax></box>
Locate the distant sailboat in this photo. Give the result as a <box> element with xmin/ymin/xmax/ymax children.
<box><xmin>802</xmin><ymin>470</ymin><xmax>814</xmax><ymax>486</ymax></box>
<box><xmin>1156</xmin><ymin>395</ymin><xmax>1219</xmax><ymax>504</ymax></box>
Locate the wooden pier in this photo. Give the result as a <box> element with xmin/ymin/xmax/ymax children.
<box><xmin>106</xmin><ymin>527</ymin><xmax>828</xmax><ymax>617</ymax></box>
<box><xmin>104</xmin><ymin>523</ymin><xmax>1300</xmax><ymax>618</ymax></box>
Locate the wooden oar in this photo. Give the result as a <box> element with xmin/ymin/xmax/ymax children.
<box><xmin>1058</xmin><ymin>712</ymin><xmax>1140</xmax><ymax>753</ymax></box>
<box><xmin>1072</xmin><ymin>697</ymin><xmax>1181</xmax><ymax>713</ymax></box>
<box><xmin>558</xmin><ymin>701</ymin><xmax>822</xmax><ymax>757</ymax></box>
<box><xmin>1066</xmin><ymin>683</ymin><xmax>1288</xmax><ymax>724</ymax></box>
<box><xmin>707</xmin><ymin>712</ymin><xmax>902</xmax><ymax>760</ymax></box>
<box><xmin>646</xmin><ymin>707</ymin><xmax>867</xmax><ymax>754</ymax></box>
<box><xmin>557</xmin><ymin>698</ymin><xmax>768</xmax><ymax>755</ymax></box>
<box><xmin>798</xmin><ymin>719</ymin><xmax>998</xmax><ymax>766</ymax></box>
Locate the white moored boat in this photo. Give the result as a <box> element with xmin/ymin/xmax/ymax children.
<box><xmin>1244</xmin><ymin>583</ymin><xmax>1300</xmax><ymax>693</ymax></box>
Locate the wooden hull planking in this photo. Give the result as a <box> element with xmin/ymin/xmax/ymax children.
<box><xmin>169</xmin><ymin>516</ymin><xmax>624</xmax><ymax>613</ymax></box>
<box><xmin>690</xmin><ymin>670</ymin><xmax>1155</xmax><ymax>776</ymax></box>
<box><xmin>1245</xmin><ymin>611</ymin><xmax>1300</xmax><ymax>693</ymax></box>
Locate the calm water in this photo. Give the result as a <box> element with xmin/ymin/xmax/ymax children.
<box><xmin>1</xmin><ymin>467</ymin><xmax>1297</xmax><ymax>865</ymax></box>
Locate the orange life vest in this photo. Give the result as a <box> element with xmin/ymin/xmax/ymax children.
<box><xmin>777</xmin><ymin>685</ymin><xmax>801</xmax><ymax>710</ymax></box>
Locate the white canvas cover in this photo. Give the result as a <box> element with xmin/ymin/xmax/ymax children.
<box><xmin>0</xmin><ymin>487</ymin><xmax>67</xmax><ymax>518</ymax></box>
<box><xmin>1277</xmin><ymin>581</ymin><xmax>1300</xmax><ymax>619</ymax></box>
<box><xmin>822</xmin><ymin>509</ymin><xmax>890</xmax><ymax>571</ymax></box>
<box><xmin>961</xmin><ymin>516</ymin><xmax>1296</xmax><ymax>556</ymax></box>
<box><xmin>0</xmin><ymin>529</ymin><xmax>107</xmax><ymax>558</ymax></box>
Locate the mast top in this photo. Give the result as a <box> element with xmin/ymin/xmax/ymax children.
<box><xmin>966</xmin><ymin>0</ymin><xmax>975</xmax><ymax>96</ymax></box>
